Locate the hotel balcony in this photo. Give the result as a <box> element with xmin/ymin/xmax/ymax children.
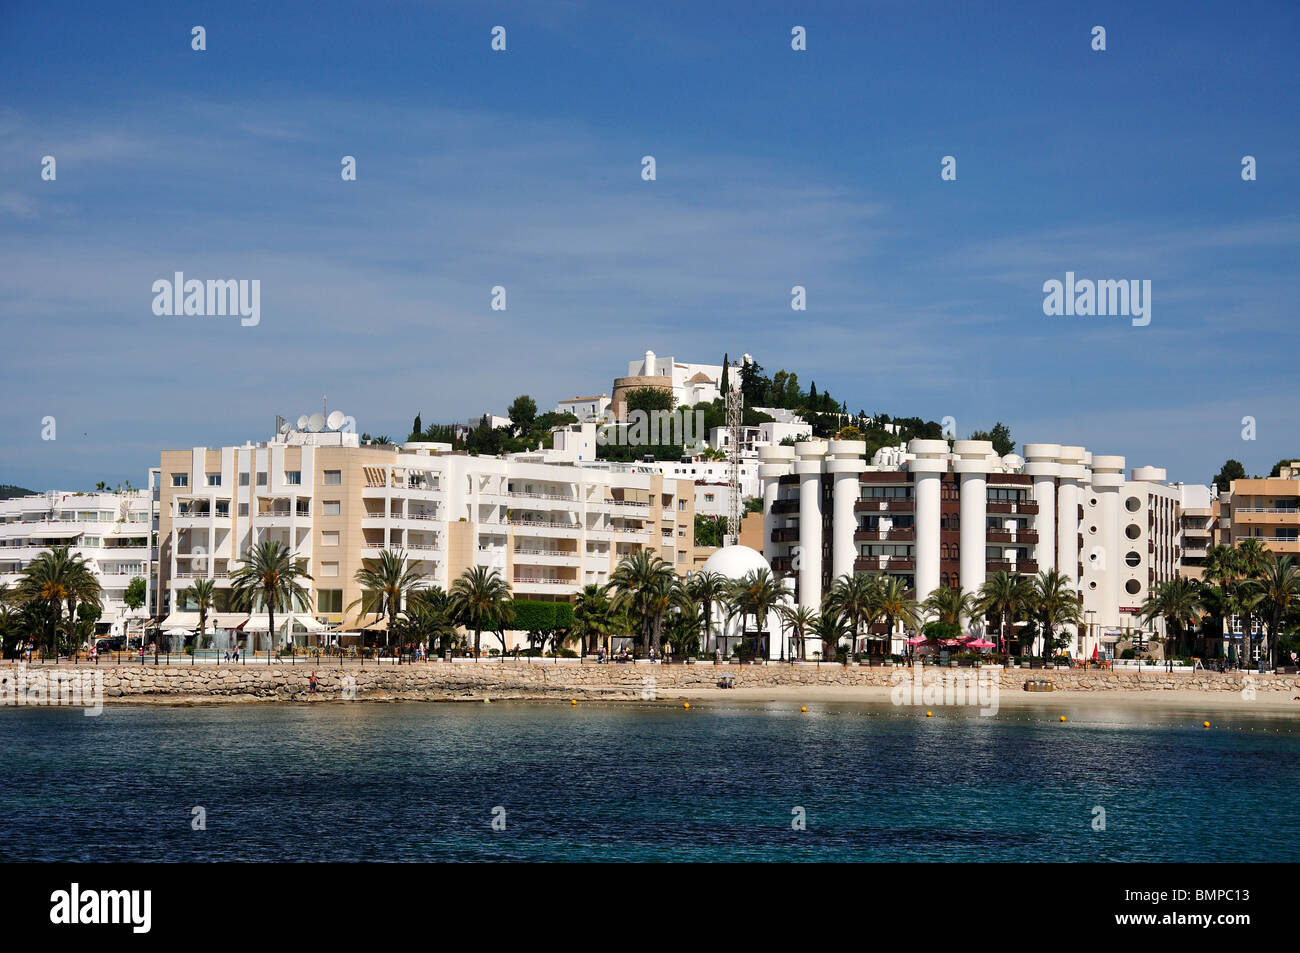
<box><xmin>771</xmin><ymin>499</ymin><xmax>800</xmax><ymax>515</ymax></box>
<box><xmin>508</xmin><ymin>519</ymin><xmax>582</xmax><ymax>538</ymax></box>
<box><xmin>987</xmin><ymin>501</ymin><xmax>1038</xmax><ymax>515</ymax></box>
<box><xmin>513</xmin><ymin>548</ymin><xmax>582</xmax><ymax>567</ymax></box>
<box><xmin>854</xmin><ymin>528</ymin><xmax>915</xmax><ymax>542</ymax></box>
<box><xmin>770</xmin><ymin>527</ymin><xmax>799</xmax><ymax>543</ymax></box>
<box><xmin>771</xmin><ymin>556</ymin><xmax>793</xmax><ymax>572</ymax></box>
<box><xmin>986</xmin><ymin>529</ymin><xmax>1039</xmax><ymax>544</ymax></box>
<box><xmin>986</xmin><ymin>560</ymin><xmax>1038</xmax><ymax>574</ymax></box>
<box><xmin>855</xmin><ymin>499</ymin><xmax>914</xmax><ymax>513</ymax></box>
<box><xmin>855</xmin><ymin>556</ymin><xmax>915</xmax><ymax>572</ymax></box>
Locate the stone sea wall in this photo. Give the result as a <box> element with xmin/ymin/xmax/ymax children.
<box><xmin>3</xmin><ymin>661</ymin><xmax>1298</xmax><ymax>702</ymax></box>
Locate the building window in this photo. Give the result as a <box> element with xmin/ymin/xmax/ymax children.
<box><xmin>318</xmin><ymin>589</ymin><xmax>343</xmax><ymax>613</ymax></box>
<box><xmin>238</xmin><ymin>503</ymin><xmax>249</xmax><ymax>517</ymax></box>
<box><xmin>285</xmin><ymin>471</ymin><xmax>301</xmax><ymax>486</ymax></box>
<box><xmin>321</xmin><ymin>562</ymin><xmax>339</xmax><ymax>578</ymax></box>
<box><xmin>171</xmin><ymin>474</ymin><xmax>188</xmax><ymax>487</ymax></box>
<box><xmin>323</xmin><ymin>501</ymin><xmax>341</xmax><ymax>516</ymax></box>
<box><xmin>207</xmin><ymin>473</ymin><xmax>221</xmax><ymax>487</ymax></box>
<box><xmin>256</xmin><ymin>472</ymin><xmax>267</xmax><ymax>487</ymax></box>
<box><xmin>324</xmin><ymin>470</ymin><xmax>342</xmax><ymax>486</ymax></box>
<box><xmin>239</xmin><ymin>473</ymin><xmax>250</xmax><ymax>486</ymax></box>
<box><xmin>321</xmin><ymin>531</ymin><xmax>339</xmax><ymax>546</ymax></box>
<box><xmin>678</xmin><ymin>499</ymin><xmax>686</xmax><ymax>511</ymax></box>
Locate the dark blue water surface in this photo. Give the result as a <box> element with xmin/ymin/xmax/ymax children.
<box><xmin>1</xmin><ymin>699</ymin><xmax>1297</xmax><ymax>861</ymax></box>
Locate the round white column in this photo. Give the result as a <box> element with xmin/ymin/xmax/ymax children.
<box><xmin>909</xmin><ymin>439</ymin><xmax>949</xmax><ymax>605</ymax></box>
<box><xmin>827</xmin><ymin>440</ymin><xmax>866</xmax><ymax>586</ymax></box>
<box><xmin>795</xmin><ymin>441</ymin><xmax>828</xmax><ymax>609</ymax></box>
<box><xmin>953</xmin><ymin>440</ymin><xmax>993</xmax><ymax>605</ymax></box>
<box><xmin>1092</xmin><ymin>455</ymin><xmax>1126</xmax><ymax>646</ymax></box>
<box><xmin>757</xmin><ymin>445</ymin><xmax>794</xmax><ymax>564</ymax></box>
<box><xmin>1024</xmin><ymin>444</ymin><xmax>1061</xmax><ymax>573</ymax></box>
<box><xmin>1057</xmin><ymin>446</ymin><xmax>1086</xmax><ymax>587</ymax></box>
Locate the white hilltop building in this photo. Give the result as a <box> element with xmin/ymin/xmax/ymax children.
<box><xmin>696</xmin><ymin>544</ymin><xmax>793</xmax><ymax>660</ymax></box>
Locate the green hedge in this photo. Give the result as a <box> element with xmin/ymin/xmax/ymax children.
<box><xmin>487</xmin><ymin>600</ymin><xmax>574</xmax><ymax>632</ymax></box>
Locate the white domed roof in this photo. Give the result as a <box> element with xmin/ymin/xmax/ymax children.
<box><xmin>700</xmin><ymin>544</ymin><xmax>771</xmax><ymax>580</ymax></box>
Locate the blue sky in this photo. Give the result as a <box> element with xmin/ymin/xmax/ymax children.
<box><xmin>1</xmin><ymin>0</ymin><xmax>1297</xmax><ymax>490</ymax></box>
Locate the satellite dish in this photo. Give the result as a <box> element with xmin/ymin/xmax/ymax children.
<box><xmin>308</xmin><ymin>413</ymin><xmax>325</xmax><ymax>433</ymax></box>
<box><xmin>278</xmin><ymin>421</ymin><xmax>291</xmax><ymax>435</ymax></box>
<box><xmin>296</xmin><ymin>415</ymin><xmax>310</xmax><ymax>430</ymax></box>
<box><xmin>327</xmin><ymin>410</ymin><xmax>345</xmax><ymax>431</ymax></box>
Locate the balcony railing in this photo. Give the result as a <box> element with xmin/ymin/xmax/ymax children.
<box><xmin>855</xmin><ymin>557</ymin><xmax>915</xmax><ymax>572</ymax></box>
<box><xmin>853</xmin><ymin>529</ymin><xmax>915</xmax><ymax>542</ymax></box>
<box><xmin>855</xmin><ymin>499</ymin><xmax>914</xmax><ymax>512</ymax></box>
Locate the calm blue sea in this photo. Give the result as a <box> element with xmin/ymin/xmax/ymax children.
<box><xmin>1</xmin><ymin>699</ymin><xmax>1297</xmax><ymax>862</ymax></box>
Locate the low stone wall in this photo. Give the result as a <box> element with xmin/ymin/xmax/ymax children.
<box><xmin>2</xmin><ymin>661</ymin><xmax>1298</xmax><ymax>702</ymax></box>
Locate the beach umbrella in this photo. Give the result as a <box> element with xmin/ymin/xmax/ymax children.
<box><xmin>967</xmin><ymin>638</ymin><xmax>995</xmax><ymax>649</ymax></box>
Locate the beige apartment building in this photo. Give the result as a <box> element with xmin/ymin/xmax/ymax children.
<box><xmin>1221</xmin><ymin>463</ymin><xmax>1300</xmax><ymax>557</ymax></box>
<box><xmin>157</xmin><ymin>428</ymin><xmax>694</xmax><ymax>643</ymax></box>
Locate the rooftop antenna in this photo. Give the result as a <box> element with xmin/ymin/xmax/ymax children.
<box><xmin>726</xmin><ymin>355</ymin><xmax>743</xmax><ymax>547</ymax></box>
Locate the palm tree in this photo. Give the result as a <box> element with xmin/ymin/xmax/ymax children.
<box><xmin>808</xmin><ymin>608</ymin><xmax>851</xmax><ymax>662</ymax></box>
<box><xmin>228</xmin><ymin>540</ymin><xmax>313</xmax><ymax>662</ymax></box>
<box><xmin>448</xmin><ymin>565</ymin><xmax>513</xmax><ymax>658</ymax></box>
<box><xmin>182</xmin><ymin>578</ymin><xmax>216</xmax><ymax>650</ymax></box>
<box><xmin>1257</xmin><ymin>555</ymin><xmax>1300</xmax><ymax>669</ymax></box>
<box><xmin>687</xmin><ymin>570</ymin><xmax>730</xmax><ymax>657</ymax></box>
<box><xmin>876</xmin><ymin>577</ymin><xmax>919</xmax><ymax>653</ymax></box>
<box><xmin>573</xmin><ymin>583</ymin><xmax>613</xmax><ymax>656</ymax></box>
<box><xmin>922</xmin><ymin>585</ymin><xmax>973</xmax><ymax>627</ymax></box>
<box><xmin>665</xmin><ymin>591</ymin><xmax>705</xmax><ymax>658</ymax></box>
<box><xmin>17</xmin><ymin>546</ymin><xmax>101</xmax><ymax>655</ymax></box>
<box><xmin>609</xmin><ymin>551</ymin><xmax>678</xmax><ymax>656</ymax></box>
<box><xmin>395</xmin><ymin>586</ymin><xmax>460</xmax><ymax>655</ymax></box>
<box><xmin>349</xmin><ymin>549</ymin><xmax>427</xmax><ymax>649</ymax></box>
<box><xmin>778</xmin><ymin>604</ymin><xmax>818</xmax><ymax>661</ymax></box>
<box><xmin>727</xmin><ymin>568</ymin><xmax>783</xmax><ymax>659</ymax></box>
<box><xmin>976</xmin><ymin>571</ymin><xmax>1035</xmax><ymax>655</ymax></box>
<box><xmin>1031</xmin><ymin>569</ymin><xmax>1083</xmax><ymax>661</ymax></box>
<box><xmin>825</xmin><ymin>573</ymin><xmax>882</xmax><ymax>655</ymax></box>
<box><xmin>1139</xmin><ymin>577</ymin><xmax>1204</xmax><ymax>662</ymax></box>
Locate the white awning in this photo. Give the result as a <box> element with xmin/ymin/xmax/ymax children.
<box><xmin>209</xmin><ymin>614</ymin><xmax>249</xmax><ymax>630</ymax></box>
<box><xmin>159</xmin><ymin>612</ymin><xmax>200</xmax><ymax>629</ymax></box>
<box><xmin>241</xmin><ymin>615</ymin><xmax>291</xmax><ymax>632</ymax></box>
<box><xmin>292</xmin><ymin>616</ymin><xmax>327</xmax><ymax>632</ymax></box>
<box><xmin>26</xmin><ymin>528</ymin><xmax>83</xmax><ymax>540</ymax></box>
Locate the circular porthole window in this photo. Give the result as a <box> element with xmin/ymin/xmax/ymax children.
<box><xmin>1089</xmin><ymin>497</ymin><xmax>1098</xmax><ymax>507</ymax></box>
<box><xmin>1088</xmin><ymin>525</ymin><xmax>1098</xmax><ymax>535</ymax></box>
<box><xmin>1125</xmin><ymin>579</ymin><xmax>1142</xmax><ymax>595</ymax></box>
<box><xmin>1089</xmin><ymin>551</ymin><xmax>1098</xmax><ymax>562</ymax></box>
<box><xmin>1125</xmin><ymin>552</ymin><xmax>1141</xmax><ymax>567</ymax></box>
<box><xmin>1088</xmin><ymin>580</ymin><xmax>1098</xmax><ymax>590</ymax></box>
<box><xmin>1125</xmin><ymin>497</ymin><xmax>1141</xmax><ymax>512</ymax></box>
<box><xmin>1126</xmin><ymin>524</ymin><xmax>1141</xmax><ymax>539</ymax></box>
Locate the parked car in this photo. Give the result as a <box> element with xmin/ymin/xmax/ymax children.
<box><xmin>95</xmin><ymin>636</ymin><xmax>127</xmax><ymax>653</ymax></box>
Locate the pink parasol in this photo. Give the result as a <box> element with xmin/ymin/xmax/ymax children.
<box><xmin>966</xmin><ymin>638</ymin><xmax>996</xmax><ymax>648</ymax></box>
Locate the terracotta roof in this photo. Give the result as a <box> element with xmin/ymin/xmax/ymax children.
<box><xmin>686</xmin><ymin>371</ymin><xmax>714</xmax><ymax>384</ymax></box>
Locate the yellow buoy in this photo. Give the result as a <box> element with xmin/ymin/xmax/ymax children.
<box><xmin>683</xmin><ymin>702</ymin><xmax>690</xmax><ymax>709</ymax></box>
<box><xmin>801</xmin><ymin>706</ymin><xmax>807</xmax><ymax>712</ymax></box>
<box><xmin>1059</xmin><ymin>715</ymin><xmax>1067</xmax><ymax>722</ymax></box>
<box><xmin>1203</xmin><ymin>721</ymin><xmax>1211</xmax><ymax>728</ymax></box>
<box><xmin>571</xmin><ymin>699</ymin><xmax>577</xmax><ymax>706</ymax></box>
<box><xmin>925</xmin><ymin>711</ymin><xmax>933</xmax><ymax>717</ymax></box>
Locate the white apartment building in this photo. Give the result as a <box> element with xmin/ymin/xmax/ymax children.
<box><xmin>157</xmin><ymin>426</ymin><xmax>694</xmax><ymax>646</ymax></box>
<box><xmin>0</xmin><ymin>489</ymin><xmax>155</xmax><ymax>636</ymax></box>
<box><xmin>760</xmin><ymin>439</ymin><xmax>1187</xmax><ymax>658</ymax></box>
<box><xmin>555</xmin><ymin>395</ymin><xmax>611</xmax><ymax>422</ymax></box>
